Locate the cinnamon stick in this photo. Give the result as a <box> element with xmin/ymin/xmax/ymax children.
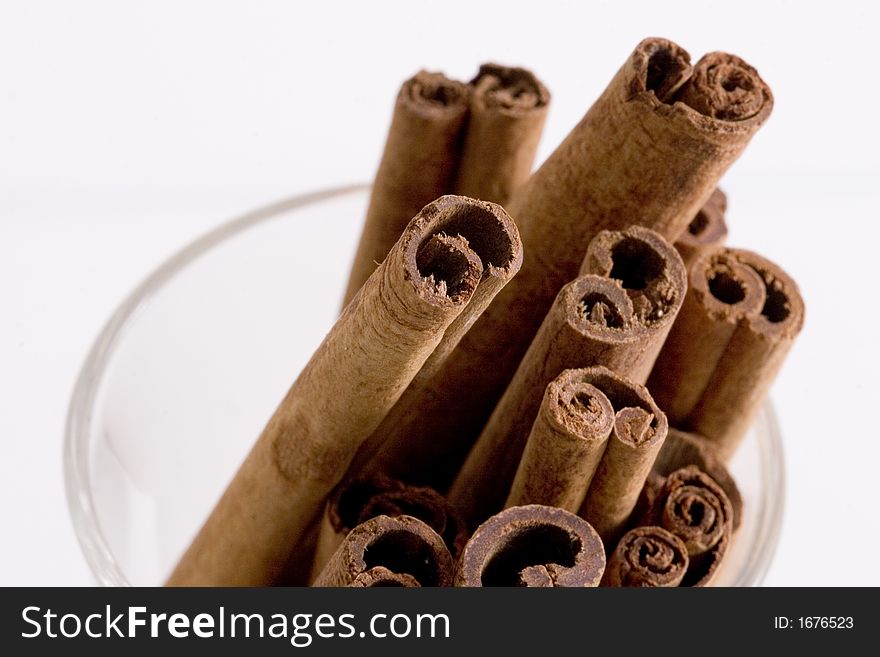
<box><xmin>648</xmin><ymin>248</ymin><xmax>767</xmax><ymax>425</ymax></box>
<box><xmin>310</xmin><ymin>474</ymin><xmax>467</xmax><ymax>582</ymax></box>
<box><xmin>645</xmin><ymin>466</ymin><xmax>734</xmax><ymax>587</ymax></box>
<box><xmin>365</xmin><ymin>38</ymin><xmax>768</xmax><ymax>489</ymax></box>
<box><xmin>688</xmin><ymin>249</ymin><xmax>805</xmax><ymax>459</ymax></box>
<box><xmin>452</xmin><ymin>64</ymin><xmax>550</xmax><ymax>204</ymax></box>
<box><xmin>601</xmin><ymin>526</ymin><xmax>689</xmax><ymax>587</ymax></box>
<box><xmin>576</xmin><ymin>369</ymin><xmax>668</xmax><ymax>545</ymax></box>
<box><xmin>455</xmin><ymin>505</ymin><xmax>605</xmax><ymax>587</ymax></box>
<box><xmin>451</xmin><ymin>227</ymin><xmax>683</xmax><ymax>523</ymax></box>
<box><xmin>312</xmin><ymin>515</ymin><xmax>454</xmax><ymax>587</ymax></box>
<box><xmin>505</xmin><ymin>372</ymin><xmax>615</xmax><ymax>512</ymax></box>
<box><xmin>343</xmin><ymin>71</ymin><xmax>470</xmax><ymax>305</ymax></box>
<box><xmin>166</xmin><ymin>196</ymin><xmax>488</xmax><ymax>586</ymax></box>
<box><xmin>652</xmin><ymin>428</ymin><xmax>743</xmax><ymax>530</ymax></box>
<box><xmin>674</xmin><ymin>188</ymin><xmax>728</xmax><ymax>270</ymax></box>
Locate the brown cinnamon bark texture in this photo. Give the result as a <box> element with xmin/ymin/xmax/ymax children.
<box><xmin>365</xmin><ymin>38</ymin><xmax>771</xmax><ymax>493</ymax></box>
<box><xmin>451</xmin><ymin>226</ymin><xmax>684</xmax><ymax>524</ymax></box>
<box><xmin>452</xmin><ymin>64</ymin><xmax>550</xmax><ymax>204</ymax></box>
<box><xmin>653</xmin><ymin>428</ymin><xmax>743</xmax><ymax>530</ymax></box>
<box><xmin>576</xmin><ymin>369</ymin><xmax>668</xmax><ymax>545</ymax></box>
<box><xmin>646</xmin><ymin>466</ymin><xmax>734</xmax><ymax>587</ymax></box>
<box><xmin>505</xmin><ymin>372</ymin><xmax>615</xmax><ymax>512</ymax></box>
<box><xmin>455</xmin><ymin>505</ymin><xmax>605</xmax><ymax>587</ymax></box>
<box><xmin>343</xmin><ymin>71</ymin><xmax>470</xmax><ymax>305</ymax></box>
<box><xmin>648</xmin><ymin>248</ymin><xmax>767</xmax><ymax>425</ymax></box>
<box><xmin>312</xmin><ymin>515</ymin><xmax>454</xmax><ymax>587</ymax></box>
<box><xmin>345</xmin><ymin>198</ymin><xmax>521</xmax><ymax>482</ymax></box>
<box><xmin>166</xmin><ymin>197</ymin><xmax>489</xmax><ymax>586</ymax></box>
<box><xmin>675</xmin><ymin>188</ymin><xmax>728</xmax><ymax>269</ymax></box>
<box><xmin>310</xmin><ymin>474</ymin><xmax>467</xmax><ymax>582</ymax></box>
<box><xmin>688</xmin><ymin>249</ymin><xmax>804</xmax><ymax>459</ymax></box>
<box><xmin>601</xmin><ymin>526</ymin><xmax>689</xmax><ymax>587</ymax></box>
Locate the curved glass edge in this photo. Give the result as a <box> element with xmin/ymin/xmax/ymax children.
<box><xmin>63</xmin><ymin>183</ymin><xmax>785</xmax><ymax>587</ymax></box>
<box><xmin>63</xmin><ymin>184</ymin><xmax>368</xmax><ymax>587</ymax></box>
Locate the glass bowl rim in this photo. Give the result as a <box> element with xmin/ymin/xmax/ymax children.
<box><xmin>63</xmin><ymin>183</ymin><xmax>785</xmax><ymax>587</ymax></box>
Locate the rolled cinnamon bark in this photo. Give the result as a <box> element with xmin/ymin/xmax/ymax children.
<box><xmin>601</xmin><ymin>526</ymin><xmax>689</xmax><ymax>587</ymax></box>
<box><xmin>344</xmin><ymin>198</ymin><xmax>521</xmax><ymax>482</ymax></box>
<box><xmin>647</xmin><ymin>466</ymin><xmax>734</xmax><ymax>587</ymax></box>
<box><xmin>451</xmin><ymin>227</ymin><xmax>684</xmax><ymax>523</ymax></box>
<box><xmin>577</xmin><ymin>369</ymin><xmax>668</xmax><ymax>545</ymax></box>
<box><xmin>166</xmin><ymin>196</ymin><xmax>487</xmax><ymax>586</ymax></box>
<box><xmin>366</xmin><ymin>40</ymin><xmax>765</xmax><ymax>482</ymax></box>
<box><xmin>455</xmin><ymin>505</ymin><xmax>605</xmax><ymax>587</ymax></box>
<box><xmin>312</xmin><ymin>515</ymin><xmax>454</xmax><ymax>587</ymax></box>
<box><xmin>343</xmin><ymin>71</ymin><xmax>470</xmax><ymax>305</ymax></box>
<box><xmin>675</xmin><ymin>188</ymin><xmax>728</xmax><ymax>270</ymax></box>
<box><xmin>688</xmin><ymin>249</ymin><xmax>805</xmax><ymax>459</ymax></box>
<box><xmin>648</xmin><ymin>248</ymin><xmax>767</xmax><ymax>425</ymax></box>
<box><xmin>505</xmin><ymin>373</ymin><xmax>615</xmax><ymax>511</ymax></box>
<box><xmin>452</xmin><ymin>64</ymin><xmax>550</xmax><ymax>204</ymax></box>
<box><xmin>653</xmin><ymin>428</ymin><xmax>743</xmax><ymax>530</ymax></box>
<box><xmin>310</xmin><ymin>474</ymin><xmax>467</xmax><ymax>582</ymax></box>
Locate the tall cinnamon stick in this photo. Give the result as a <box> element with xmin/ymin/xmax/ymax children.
<box><xmin>452</xmin><ymin>64</ymin><xmax>550</xmax><ymax>204</ymax></box>
<box><xmin>363</xmin><ymin>38</ymin><xmax>771</xmax><ymax>492</ymax></box>
<box><xmin>312</xmin><ymin>515</ymin><xmax>454</xmax><ymax>587</ymax></box>
<box><xmin>455</xmin><ymin>505</ymin><xmax>605</xmax><ymax>587</ymax></box>
<box><xmin>688</xmin><ymin>249</ymin><xmax>804</xmax><ymax>459</ymax></box>
<box><xmin>674</xmin><ymin>188</ymin><xmax>728</xmax><ymax>270</ymax></box>
<box><xmin>310</xmin><ymin>474</ymin><xmax>467</xmax><ymax>582</ymax></box>
<box><xmin>645</xmin><ymin>466</ymin><xmax>734</xmax><ymax>587</ymax></box>
<box><xmin>601</xmin><ymin>526</ymin><xmax>689</xmax><ymax>587</ymax></box>
<box><xmin>505</xmin><ymin>372</ymin><xmax>615</xmax><ymax>512</ymax></box>
<box><xmin>167</xmin><ymin>196</ymin><xmax>489</xmax><ymax>586</ymax></box>
<box><xmin>450</xmin><ymin>228</ymin><xmax>683</xmax><ymax>522</ymax></box>
<box><xmin>648</xmin><ymin>248</ymin><xmax>767</xmax><ymax>425</ymax></box>
<box><xmin>343</xmin><ymin>71</ymin><xmax>470</xmax><ymax>305</ymax></box>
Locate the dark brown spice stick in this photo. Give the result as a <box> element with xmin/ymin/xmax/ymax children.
<box><xmin>505</xmin><ymin>372</ymin><xmax>615</xmax><ymax>512</ymax></box>
<box><xmin>452</xmin><ymin>64</ymin><xmax>550</xmax><ymax>204</ymax></box>
<box><xmin>166</xmin><ymin>197</ymin><xmax>488</xmax><ymax>586</ymax></box>
<box><xmin>646</xmin><ymin>466</ymin><xmax>733</xmax><ymax>587</ymax></box>
<box><xmin>648</xmin><ymin>248</ymin><xmax>767</xmax><ymax>425</ymax></box>
<box><xmin>312</xmin><ymin>515</ymin><xmax>454</xmax><ymax>587</ymax></box>
<box><xmin>601</xmin><ymin>526</ymin><xmax>689</xmax><ymax>587</ymax></box>
<box><xmin>674</xmin><ymin>188</ymin><xmax>728</xmax><ymax>270</ymax></box>
<box><xmin>455</xmin><ymin>505</ymin><xmax>605</xmax><ymax>587</ymax></box>
<box><xmin>688</xmin><ymin>249</ymin><xmax>805</xmax><ymax>459</ymax></box>
<box><xmin>652</xmin><ymin>428</ymin><xmax>743</xmax><ymax>530</ymax></box>
<box><xmin>343</xmin><ymin>71</ymin><xmax>470</xmax><ymax>305</ymax></box>
<box><xmin>310</xmin><ymin>474</ymin><xmax>467</xmax><ymax>582</ymax></box>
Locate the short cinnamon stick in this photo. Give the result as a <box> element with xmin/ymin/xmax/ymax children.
<box><xmin>688</xmin><ymin>249</ymin><xmax>805</xmax><ymax>459</ymax></box>
<box><xmin>452</xmin><ymin>64</ymin><xmax>550</xmax><ymax>204</ymax></box>
<box><xmin>310</xmin><ymin>474</ymin><xmax>467</xmax><ymax>582</ymax></box>
<box><xmin>343</xmin><ymin>71</ymin><xmax>470</xmax><ymax>305</ymax></box>
<box><xmin>601</xmin><ymin>526</ymin><xmax>689</xmax><ymax>587</ymax></box>
<box><xmin>505</xmin><ymin>372</ymin><xmax>615</xmax><ymax>512</ymax></box>
<box><xmin>167</xmin><ymin>196</ymin><xmax>486</xmax><ymax>586</ymax></box>
<box><xmin>455</xmin><ymin>505</ymin><xmax>605</xmax><ymax>587</ymax></box>
<box><xmin>646</xmin><ymin>466</ymin><xmax>734</xmax><ymax>587</ymax></box>
<box><xmin>312</xmin><ymin>515</ymin><xmax>454</xmax><ymax>587</ymax></box>
<box><xmin>675</xmin><ymin>188</ymin><xmax>728</xmax><ymax>270</ymax></box>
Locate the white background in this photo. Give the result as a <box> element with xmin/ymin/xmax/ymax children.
<box><xmin>1</xmin><ymin>0</ymin><xmax>877</xmax><ymax>585</ymax></box>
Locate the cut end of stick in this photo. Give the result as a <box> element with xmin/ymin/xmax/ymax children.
<box><xmin>691</xmin><ymin>249</ymin><xmax>767</xmax><ymax>321</ymax></box>
<box><xmin>602</xmin><ymin>526</ymin><xmax>689</xmax><ymax>587</ymax></box>
<box><xmin>632</xmin><ymin>37</ymin><xmax>693</xmax><ymax>103</ymax></box>
<box><xmin>658</xmin><ymin>466</ymin><xmax>733</xmax><ymax>558</ymax></box>
<box><xmin>550</xmin><ymin>378</ymin><xmax>616</xmax><ymax>441</ymax></box>
<box><xmin>730</xmin><ymin>248</ymin><xmax>806</xmax><ymax>338</ymax></box>
<box><xmin>674</xmin><ymin>52</ymin><xmax>773</xmax><ymax>122</ymax></box>
<box><xmin>456</xmin><ymin>505</ymin><xmax>605</xmax><ymax>587</ymax></box>
<box><xmin>471</xmin><ymin>63</ymin><xmax>551</xmax><ymax>113</ymax></box>
<box><xmin>401</xmin><ymin>70</ymin><xmax>471</xmax><ymax>117</ymax></box>
<box><xmin>416</xmin><ymin>232</ymin><xmax>483</xmax><ymax>303</ymax></box>
<box><xmin>567</xmin><ymin>276</ymin><xmax>635</xmax><ymax>334</ymax></box>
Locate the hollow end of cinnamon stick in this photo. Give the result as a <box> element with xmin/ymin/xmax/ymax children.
<box><xmin>506</xmin><ymin>373</ymin><xmax>616</xmax><ymax>511</ymax></box>
<box><xmin>313</xmin><ymin>515</ymin><xmax>454</xmax><ymax>587</ymax></box>
<box><xmin>400</xmin><ymin>70</ymin><xmax>472</xmax><ymax>119</ymax></box>
<box><xmin>676</xmin><ymin>188</ymin><xmax>728</xmax><ymax>268</ymax></box>
<box><xmin>601</xmin><ymin>525</ymin><xmax>689</xmax><ymax>587</ymax></box>
<box><xmin>674</xmin><ymin>52</ymin><xmax>774</xmax><ymax>123</ymax></box>
<box><xmin>470</xmin><ymin>63</ymin><xmax>551</xmax><ymax>115</ymax></box>
<box><xmin>730</xmin><ymin>249</ymin><xmax>805</xmax><ymax>339</ymax></box>
<box><xmin>455</xmin><ymin>505</ymin><xmax>606</xmax><ymax>587</ymax></box>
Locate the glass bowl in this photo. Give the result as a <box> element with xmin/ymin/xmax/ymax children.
<box><xmin>64</xmin><ymin>184</ymin><xmax>785</xmax><ymax>586</ymax></box>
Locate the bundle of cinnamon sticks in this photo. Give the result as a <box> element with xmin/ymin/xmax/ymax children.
<box><xmin>167</xmin><ymin>37</ymin><xmax>803</xmax><ymax>588</ymax></box>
